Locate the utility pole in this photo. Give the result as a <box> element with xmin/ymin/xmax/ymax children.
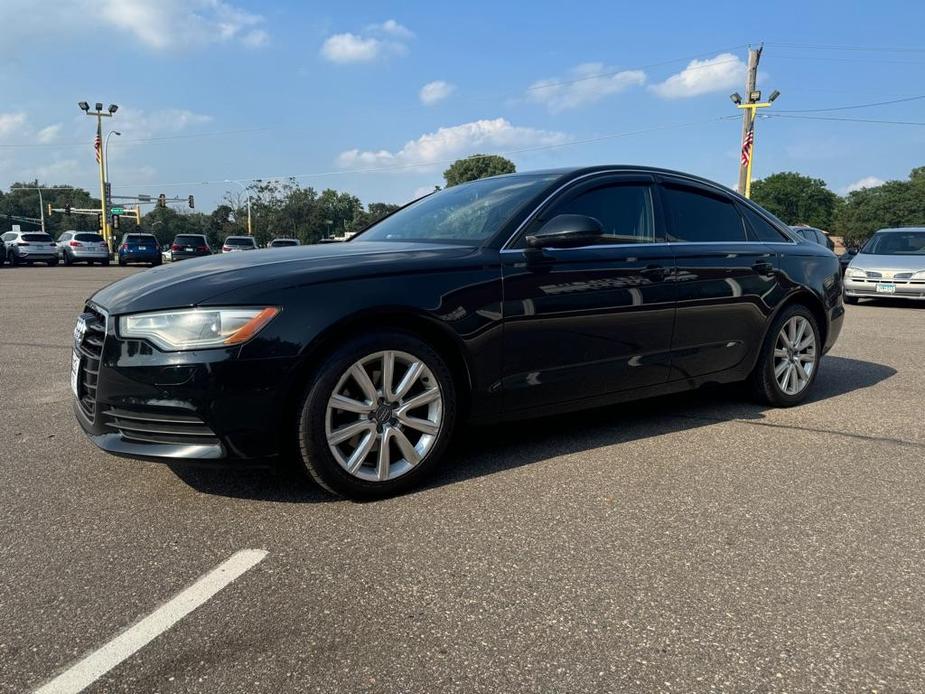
<box><xmin>78</xmin><ymin>101</ymin><xmax>118</xmax><ymax>250</ymax></box>
<box><xmin>224</xmin><ymin>179</ymin><xmax>253</xmax><ymax>235</ymax></box>
<box><xmin>729</xmin><ymin>47</ymin><xmax>780</xmax><ymax>198</ymax></box>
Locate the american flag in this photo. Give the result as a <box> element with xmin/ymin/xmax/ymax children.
<box><xmin>741</xmin><ymin>125</ymin><xmax>754</xmax><ymax>166</ymax></box>
<box><xmin>94</xmin><ymin>133</ymin><xmax>101</xmax><ymax>164</ymax></box>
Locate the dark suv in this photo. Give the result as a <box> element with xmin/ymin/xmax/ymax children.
<box><xmin>170</xmin><ymin>234</ymin><xmax>212</xmax><ymax>261</ymax></box>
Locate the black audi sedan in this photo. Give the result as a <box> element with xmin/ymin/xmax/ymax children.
<box><xmin>72</xmin><ymin>166</ymin><xmax>844</xmax><ymax>498</ymax></box>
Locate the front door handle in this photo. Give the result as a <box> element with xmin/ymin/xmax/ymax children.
<box><xmin>753</xmin><ymin>261</ymin><xmax>774</xmax><ymax>276</ymax></box>
<box><xmin>641</xmin><ymin>264</ymin><xmax>667</xmax><ymax>282</ymax></box>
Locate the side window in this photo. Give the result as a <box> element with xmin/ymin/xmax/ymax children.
<box><xmin>661</xmin><ymin>184</ymin><xmax>746</xmax><ymax>243</ymax></box>
<box><xmin>550</xmin><ymin>184</ymin><xmax>655</xmax><ymax>244</ymax></box>
<box><xmin>741</xmin><ymin>206</ymin><xmax>790</xmax><ymax>243</ymax></box>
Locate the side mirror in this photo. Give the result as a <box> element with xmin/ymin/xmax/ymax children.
<box><xmin>848</xmin><ymin>248</ymin><xmax>858</xmax><ymax>255</ymax></box>
<box><xmin>526</xmin><ymin>214</ymin><xmax>604</xmax><ymax>249</ymax></box>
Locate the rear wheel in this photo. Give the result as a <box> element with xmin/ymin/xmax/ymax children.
<box><xmin>118</xmin><ymin>257</ymin><xmax>126</xmax><ymax>266</ymax></box>
<box><xmin>102</xmin><ymin>257</ymin><xmax>110</xmax><ymax>266</ymax></box>
<box><xmin>47</xmin><ymin>259</ymin><xmax>58</xmax><ymax>266</ymax></box>
<box><xmin>297</xmin><ymin>331</ymin><xmax>457</xmax><ymax>499</ymax></box>
<box><xmin>750</xmin><ymin>304</ymin><xmax>820</xmax><ymax>407</ymax></box>
<box><xmin>844</xmin><ymin>295</ymin><xmax>859</xmax><ymax>305</ymax></box>
<box><xmin>63</xmin><ymin>251</ymin><xmax>72</xmax><ymax>266</ymax></box>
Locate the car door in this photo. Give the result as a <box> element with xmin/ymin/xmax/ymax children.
<box><xmin>659</xmin><ymin>177</ymin><xmax>779</xmax><ymax>381</ymax></box>
<box><xmin>500</xmin><ymin>173</ymin><xmax>677</xmax><ymax>413</ymax></box>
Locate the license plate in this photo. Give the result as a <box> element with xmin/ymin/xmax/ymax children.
<box><xmin>876</xmin><ymin>282</ymin><xmax>896</xmax><ymax>294</ymax></box>
<box><xmin>70</xmin><ymin>350</ymin><xmax>80</xmax><ymax>397</ymax></box>
<box><xmin>138</xmin><ymin>246</ymin><xmax>147</xmax><ymax>250</ymax></box>
<box><xmin>185</xmin><ymin>247</ymin><xmax>193</xmax><ymax>251</ymax></box>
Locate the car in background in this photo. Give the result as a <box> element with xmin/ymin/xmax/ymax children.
<box><xmin>268</xmin><ymin>237</ymin><xmax>301</xmax><ymax>248</ymax></box>
<box><xmin>169</xmin><ymin>234</ymin><xmax>212</xmax><ymax>261</ymax></box>
<box><xmin>2</xmin><ymin>230</ymin><xmax>58</xmax><ymax>266</ymax></box>
<box><xmin>843</xmin><ymin>227</ymin><xmax>925</xmax><ymax>303</ymax></box>
<box><xmin>57</xmin><ymin>231</ymin><xmax>110</xmax><ymax>265</ymax></box>
<box><xmin>838</xmin><ymin>248</ymin><xmax>858</xmax><ymax>276</ymax></box>
<box><xmin>118</xmin><ymin>233</ymin><xmax>161</xmax><ymax>267</ymax></box>
<box><xmin>222</xmin><ymin>235</ymin><xmax>258</xmax><ymax>253</ymax></box>
<box><xmin>790</xmin><ymin>225</ymin><xmax>835</xmax><ymax>251</ymax></box>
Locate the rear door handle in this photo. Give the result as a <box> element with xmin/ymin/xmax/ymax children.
<box><xmin>753</xmin><ymin>261</ymin><xmax>774</xmax><ymax>276</ymax></box>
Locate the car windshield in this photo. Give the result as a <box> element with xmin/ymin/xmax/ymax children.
<box><xmin>23</xmin><ymin>233</ymin><xmax>53</xmax><ymax>242</ymax></box>
<box><xmin>357</xmin><ymin>174</ymin><xmax>557</xmax><ymax>244</ymax></box>
<box><xmin>75</xmin><ymin>233</ymin><xmax>104</xmax><ymax>242</ymax></box>
<box><xmin>861</xmin><ymin>231</ymin><xmax>925</xmax><ymax>255</ymax></box>
<box><xmin>225</xmin><ymin>237</ymin><xmax>255</xmax><ymax>246</ymax></box>
<box><xmin>175</xmin><ymin>235</ymin><xmax>204</xmax><ymax>245</ymax></box>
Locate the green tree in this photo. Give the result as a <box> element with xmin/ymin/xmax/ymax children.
<box><xmin>833</xmin><ymin>168</ymin><xmax>925</xmax><ymax>245</ymax></box>
<box><xmin>443</xmin><ymin>155</ymin><xmax>516</xmax><ymax>187</ymax></box>
<box><xmin>750</xmin><ymin>172</ymin><xmax>838</xmax><ymax>230</ymax></box>
<box><xmin>1</xmin><ymin>182</ymin><xmax>100</xmax><ymax>237</ymax></box>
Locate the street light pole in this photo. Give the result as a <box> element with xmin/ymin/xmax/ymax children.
<box><xmin>104</xmin><ymin>130</ymin><xmax>121</xmax><ymax>192</ymax></box>
<box><xmin>79</xmin><ymin>101</ymin><xmax>118</xmax><ymax>249</ymax></box>
<box><xmin>38</xmin><ymin>188</ymin><xmax>45</xmax><ymax>233</ymax></box>
<box><xmin>225</xmin><ymin>179</ymin><xmax>253</xmax><ymax>235</ymax></box>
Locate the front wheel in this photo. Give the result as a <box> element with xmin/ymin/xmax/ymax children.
<box><xmin>844</xmin><ymin>295</ymin><xmax>859</xmax><ymax>305</ymax></box>
<box><xmin>297</xmin><ymin>331</ymin><xmax>457</xmax><ymax>499</ymax></box>
<box><xmin>750</xmin><ymin>304</ymin><xmax>821</xmax><ymax>407</ymax></box>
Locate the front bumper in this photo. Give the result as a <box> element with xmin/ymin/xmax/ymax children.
<box><xmin>73</xmin><ymin>304</ymin><xmax>299</xmax><ymax>463</ymax></box>
<box><xmin>844</xmin><ymin>276</ymin><xmax>925</xmax><ymax>300</ymax></box>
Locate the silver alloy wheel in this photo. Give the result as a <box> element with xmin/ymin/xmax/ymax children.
<box><xmin>324</xmin><ymin>350</ymin><xmax>443</xmax><ymax>482</ymax></box>
<box><xmin>773</xmin><ymin>315</ymin><xmax>816</xmax><ymax>396</ymax></box>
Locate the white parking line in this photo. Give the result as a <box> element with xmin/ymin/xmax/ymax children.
<box><xmin>34</xmin><ymin>549</ymin><xmax>268</xmax><ymax>694</ymax></box>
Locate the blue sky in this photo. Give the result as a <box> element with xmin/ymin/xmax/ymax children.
<box><xmin>2</xmin><ymin>0</ymin><xmax>924</xmax><ymax>211</ymax></box>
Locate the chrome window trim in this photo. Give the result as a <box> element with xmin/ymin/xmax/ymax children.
<box><xmin>499</xmin><ymin>240</ymin><xmax>793</xmax><ymax>255</ymax></box>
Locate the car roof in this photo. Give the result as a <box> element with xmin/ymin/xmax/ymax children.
<box><xmin>490</xmin><ymin>165</ymin><xmax>741</xmax><ymax>189</ymax></box>
<box><xmin>874</xmin><ymin>227</ymin><xmax>925</xmax><ymax>233</ymax></box>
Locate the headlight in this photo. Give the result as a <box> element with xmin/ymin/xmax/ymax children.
<box><xmin>846</xmin><ymin>268</ymin><xmax>867</xmax><ymax>279</ymax></box>
<box><xmin>120</xmin><ymin>307</ymin><xmax>279</xmax><ymax>351</ymax></box>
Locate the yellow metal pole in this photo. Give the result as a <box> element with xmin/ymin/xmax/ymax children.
<box><xmin>745</xmin><ymin>106</ymin><xmax>755</xmax><ymax>199</ymax></box>
<box><xmin>95</xmin><ymin>115</ymin><xmax>110</xmax><ymax>249</ymax></box>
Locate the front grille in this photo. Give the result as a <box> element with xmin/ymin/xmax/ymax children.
<box><xmin>76</xmin><ymin>304</ymin><xmax>107</xmax><ymax>420</ymax></box>
<box><xmin>102</xmin><ymin>407</ymin><xmax>220</xmax><ymax>446</ymax></box>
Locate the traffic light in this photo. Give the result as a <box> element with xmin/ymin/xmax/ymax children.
<box><xmin>97</xmin><ymin>213</ymin><xmax>103</xmax><ymax>230</ymax></box>
<box><xmin>112</xmin><ymin>214</ymin><xmax>120</xmax><ymax>230</ymax></box>
<box><xmin>64</xmin><ymin>204</ymin><xmax>71</xmax><ymax>216</ymax></box>
<box><xmin>158</xmin><ymin>193</ymin><xmax>166</xmax><ymax>208</ymax></box>
<box><xmin>188</xmin><ymin>195</ymin><xmax>195</xmax><ymax>209</ymax></box>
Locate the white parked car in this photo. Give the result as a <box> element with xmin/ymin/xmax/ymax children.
<box><xmin>57</xmin><ymin>231</ymin><xmax>110</xmax><ymax>265</ymax></box>
<box><xmin>844</xmin><ymin>227</ymin><xmax>925</xmax><ymax>303</ymax></box>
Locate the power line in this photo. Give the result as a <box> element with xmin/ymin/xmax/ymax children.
<box><xmin>765</xmin><ymin>42</ymin><xmax>925</xmax><ymax>53</ymax></box>
<box><xmin>774</xmin><ymin>93</ymin><xmax>925</xmax><ymax>113</ymax></box>
<box><xmin>764</xmin><ymin>114</ymin><xmax>925</xmax><ymax>126</ymax></box>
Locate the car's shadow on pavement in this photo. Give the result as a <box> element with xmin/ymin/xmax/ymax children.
<box><xmin>170</xmin><ymin>355</ymin><xmax>896</xmax><ymax>502</ymax></box>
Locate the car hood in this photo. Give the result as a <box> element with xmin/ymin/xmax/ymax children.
<box><xmin>848</xmin><ymin>254</ymin><xmax>925</xmax><ymax>274</ymax></box>
<box><xmin>90</xmin><ymin>241</ymin><xmax>477</xmax><ymax>314</ymax></box>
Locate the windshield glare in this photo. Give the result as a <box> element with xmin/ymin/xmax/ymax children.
<box><xmin>357</xmin><ymin>175</ymin><xmax>557</xmax><ymax>244</ymax></box>
<box><xmin>861</xmin><ymin>231</ymin><xmax>925</xmax><ymax>255</ymax></box>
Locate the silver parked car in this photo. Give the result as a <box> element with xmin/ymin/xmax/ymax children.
<box><xmin>268</xmin><ymin>237</ymin><xmax>301</xmax><ymax>248</ymax></box>
<box><xmin>56</xmin><ymin>230</ymin><xmax>110</xmax><ymax>265</ymax></box>
<box><xmin>2</xmin><ymin>230</ymin><xmax>58</xmax><ymax>266</ymax></box>
<box><xmin>844</xmin><ymin>227</ymin><xmax>925</xmax><ymax>303</ymax></box>
<box><xmin>221</xmin><ymin>235</ymin><xmax>258</xmax><ymax>253</ymax></box>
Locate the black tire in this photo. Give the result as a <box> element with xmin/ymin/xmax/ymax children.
<box><xmin>750</xmin><ymin>303</ymin><xmax>821</xmax><ymax>407</ymax></box>
<box><xmin>9</xmin><ymin>253</ymin><xmax>18</xmax><ymax>266</ymax></box>
<box><xmin>844</xmin><ymin>295</ymin><xmax>859</xmax><ymax>305</ymax></box>
<box><xmin>47</xmin><ymin>259</ymin><xmax>58</xmax><ymax>266</ymax></box>
<box><xmin>118</xmin><ymin>257</ymin><xmax>126</xmax><ymax>267</ymax></box>
<box><xmin>153</xmin><ymin>256</ymin><xmax>162</xmax><ymax>266</ymax></box>
<box><xmin>63</xmin><ymin>251</ymin><xmax>72</xmax><ymax>266</ymax></box>
<box><xmin>102</xmin><ymin>257</ymin><xmax>110</xmax><ymax>266</ymax></box>
<box><xmin>296</xmin><ymin>331</ymin><xmax>457</xmax><ymax>500</ymax></box>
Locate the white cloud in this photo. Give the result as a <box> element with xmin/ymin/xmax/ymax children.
<box><xmin>0</xmin><ymin>0</ymin><xmax>268</xmax><ymax>50</ymax></box>
<box><xmin>375</xmin><ymin>19</ymin><xmax>414</xmax><ymax>40</ymax></box>
<box><xmin>321</xmin><ymin>19</ymin><xmax>412</xmax><ymax>63</ymax></box>
<box><xmin>527</xmin><ymin>63</ymin><xmax>646</xmax><ymax>113</ymax></box>
<box><xmin>0</xmin><ymin>112</ymin><xmax>27</xmax><ymax>139</ymax></box>
<box><xmin>36</xmin><ymin>124</ymin><xmax>62</xmax><ymax>143</ymax></box>
<box><xmin>419</xmin><ymin>80</ymin><xmax>456</xmax><ymax>106</ymax></box>
<box><xmin>649</xmin><ymin>53</ymin><xmax>745</xmax><ymax>99</ymax></box>
<box><xmin>843</xmin><ymin>176</ymin><xmax>885</xmax><ymax>194</ymax></box>
<box><xmin>336</xmin><ymin>118</ymin><xmax>569</xmax><ymax>171</ymax></box>
<box><xmin>116</xmin><ymin>108</ymin><xmax>213</xmax><ymax>140</ymax></box>
<box><xmin>321</xmin><ymin>33</ymin><xmax>384</xmax><ymax>63</ymax></box>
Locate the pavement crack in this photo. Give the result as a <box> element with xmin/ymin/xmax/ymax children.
<box><xmin>666</xmin><ymin>413</ymin><xmax>924</xmax><ymax>451</ymax></box>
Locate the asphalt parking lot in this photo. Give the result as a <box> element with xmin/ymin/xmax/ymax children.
<box><xmin>1</xmin><ymin>266</ymin><xmax>923</xmax><ymax>693</ymax></box>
